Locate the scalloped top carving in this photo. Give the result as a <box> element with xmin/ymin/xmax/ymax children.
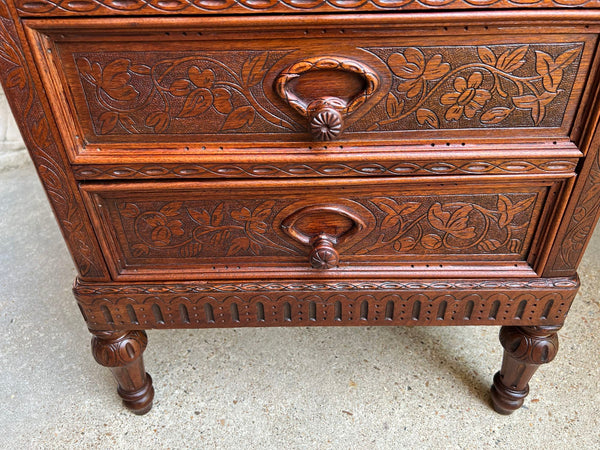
<box><xmin>15</xmin><ymin>0</ymin><xmax>600</xmax><ymax>16</ymax></box>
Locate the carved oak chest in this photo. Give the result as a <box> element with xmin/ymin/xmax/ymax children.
<box><xmin>2</xmin><ymin>0</ymin><xmax>600</xmax><ymax>415</ymax></box>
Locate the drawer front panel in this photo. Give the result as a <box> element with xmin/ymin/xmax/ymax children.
<box><xmin>81</xmin><ymin>178</ymin><xmax>558</xmax><ymax>280</ymax></box>
<box><xmin>27</xmin><ymin>17</ymin><xmax>596</xmax><ymax>161</ymax></box>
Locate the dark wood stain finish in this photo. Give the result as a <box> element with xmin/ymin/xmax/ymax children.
<box><xmin>3</xmin><ymin>0</ymin><xmax>600</xmax><ymax>415</ymax></box>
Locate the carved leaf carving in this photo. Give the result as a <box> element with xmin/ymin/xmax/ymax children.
<box><xmin>573</xmin><ymin>206</ymin><xmax>586</xmax><ymax>222</ymax></box>
<box><xmin>130</xmin><ymin>64</ymin><xmax>151</xmax><ymax>75</ymax></box>
<box><xmin>188</xmin><ymin>208</ymin><xmax>211</xmax><ymax>225</ymax></box>
<box><xmin>180</xmin><ymin>88</ymin><xmax>213</xmax><ymax>118</ymax></box>
<box><xmin>5</xmin><ymin>67</ymin><xmax>26</xmax><ymax>89</ymax></box>
<box><xmin>478</xmin><ymin>47</ymin><xmax>496</xmax><ymax>66</ymax></box>
<box><xmin>535</xmin><ymin>48</ymin><xmax>581</xmax><ymax>93</ymax></box>
<box><xmin>388</xmin><ymin>48</ymin><xmax>424</xmax><ymax>79</ymax></box>
<box><xmin>160</xmin><ymin>202</ymin><xmax>182</xmax><ymax>217</ymax></box>
<box><xmin>512</xmin><ymin>91</ymin><xmax>558</xmax><ymax>126</ymax></box>
<box><xmin>119</xmin><ymin>203</ymin><xmax>140</xmax><ymax>218</ymax></box>
<box><xmin>222</xmin><ymin>106</ymin><xmax>255</xmax><ymax>130</ymax></box>
<box><xmin>497</xmin><ymin>195</ymin><xmax>536</xmax><ymax>228</ymax></box>
<box><xmin>214</xmin><ymin>88</ymin><xmax>233</xmax><ymax>114</ymax></box>
<box><xmin>372</xmin><ymin>197</ymin><xmax>420</xmax><ymax>229</ymax></box>
<box><xmin>131</xmin><ymin>243</ymin><xmax>149</xmax><ymax>257</ymax></box>
<box><xmin>422</xmin><ymin>234</ymin><xmax>443</xmax><ymax>250</ymax></box>
<box><xmin>496</xmin><ymin>46</ymin><xmax>528</xmax><ymax>73</ymax></box>
<box><xmin>119</xmin><ymin>115</ymin><xmax>137</xmax><ymax>133</ymax></box>
<box><xmin>386</xmin><ymin>92</ymin><xmax>403</xmax><ymax>119</ymax></box>
<box><xmin>423</xmin><ymin>55</ymin><xmax>450</xmax><ymax>80</ymax></box>
<box><xmin>416</xmin><ymin>108</ymin><xmax>439</xmax><ymax>128</ymax></box>
<box><xmin>242</xmin><ymin>53</ymin><xmax>269</xmax><ymax>87</ymax></box>
<box><xmin>77</xmin><ymin>58</ymin><xmax>101</xmax><ymax>84</ymax></box>
<box><xmin>480</xmin><ymin>107</ymin><xmax>512</xmax><ymax>125</ymax></box>
<box><xmin>227</xmin><ymin>237</ymin><xmax>250</xmax><ymax>255</ymax></box>
<box><xmin>211</xmin><ymin>203</ymin><xmax>224</xmax><ymax>226</ymax></box>
<box><xmin>393</xmin><ymin>236</ymin><xmax>417</xmax><ymax>251</ymax></box>
<box><xmin>145</xmin><ymin>111</ymin><xmax>170</xmax><ymax>133</ymax></box>
<box><xmin>98</xmin><ymin>111</ymin><xmax>118</xmax><ymax>133</ymax></box>
<box><xmin>254</xmin><ymin>201</ymin><xmax>275</xmax><ymax>220</ymax></box>
<box><xmin>428</xmin><ymin>204</ymin><xmax>476</xmax><ymax>239</ymax></box>
<box><xmin>231</xmin><ymin>207</ymin><xmax>251</xmax><ymax>222</ymax></box>
<box><xmin>478</xmin><ymin>239</ymin><xmax>502</xmax><ymax>251</ymax></box>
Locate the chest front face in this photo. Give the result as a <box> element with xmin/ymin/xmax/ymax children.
<box><xmin>1</xmin><ymin>0</ymin><xmax>598</xmax><ymax>415</ymax></box>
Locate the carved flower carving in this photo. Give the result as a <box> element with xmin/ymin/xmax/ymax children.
<box><xmin>427</xmin><ymin>203</ymin><xmax>477</xmax><ymax>240</ymax></box>
<box><xmin>441</xmin><ymin>72</ymin><xmax>491</xmax><ymax>121</ymax></box>
<box><xmin>388</xmin><ymin>48</ymin><xmax>450</xmax><ymax>98</ymax></box>
<box><xmin>140</xmin><ymin>203</ymin><xmax>185</xmax><ymax>247</ymax></box>
<box><xmin>97</xmin><ymin>59</ymin><xmax>139</xmax><ymax>102</ymax></box>
<box><xmin>231</xmin><ymin>201</ymin><xmax>273</xmax><ymax>234</ymax></box>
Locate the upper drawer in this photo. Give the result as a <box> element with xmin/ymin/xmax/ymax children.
<box><xmin>26</xmin><ymin>15</ymin><xmax>597</xmax><ymax>163</ymax></box>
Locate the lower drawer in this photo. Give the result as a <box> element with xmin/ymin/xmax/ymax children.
<box><xmin>81</xmin><ymin>176</ymin><xmax>563</xmax><ymax>280</ymax></box>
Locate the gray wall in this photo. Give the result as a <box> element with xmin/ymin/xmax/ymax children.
<box><xmin>1</xmin><ymin>85</ymin><xmax>28</xmax><ymax>168</ymax></box>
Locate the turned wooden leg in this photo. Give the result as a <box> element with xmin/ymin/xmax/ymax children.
<box><xmin>490</xmin><ymin>325</ymin><xmax>560</xmax><ymax>415</ymax></box>
<box><xmin>91</xmin><ymin>330</ymin><xmax>154</xmax><ymax>415</ymax></box>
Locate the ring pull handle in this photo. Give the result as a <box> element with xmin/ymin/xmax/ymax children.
<box><xmin>280</xmin><ymin>204</ymin><xmax>366</xmax><ymax>270</ymax></box>
<box><xmin>275</xmin><ymin>57</ymin><xmax>380</xmax><ymax>141</ymax></box>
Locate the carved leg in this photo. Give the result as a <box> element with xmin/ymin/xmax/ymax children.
<box><xmin>91</xmin><ymin>330</ymin><xmax>154</xmax><ymax>415</ymax></box>
<box><xmin>490</xmin><ymin>326</ymin><xmax>560</xmax><ymax>415</ymax></box>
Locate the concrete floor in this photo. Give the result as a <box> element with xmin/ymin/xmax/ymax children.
<box><xmin>1</xmin><ymin>160</ymin><xmax>599</xmax><ymax>449</ymax></box>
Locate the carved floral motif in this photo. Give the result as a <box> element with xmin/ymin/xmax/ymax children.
<box><xmin>357</xmin><ymin>194</ymin><xmax>537</xmax><ymax>255</ymax></box>
<box><xmin>121</xmin><ymin>199</ymin><xmax>296</xmax><ymax>258</ymax></box>
<box><xmin>108</xmin><ymin>191</ymin><xmax>539</xmax><ymax>261</ymax></box>
<box><xmin>74</xmin><ymin>42</ymin><xmax>582</xmax><ymax>137</ymax></box>
<box><xmin>366</xmin><ymin>44</ymin><xmax>583</xmax><ymax>131</ymax></box>
<box><xmin>76</xmin><ymin>51</ymin><xmax>295</xmax><ymax>135</ymax></box>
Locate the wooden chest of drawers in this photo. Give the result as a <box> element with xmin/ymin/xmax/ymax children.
<box><xmin>3</xmin><ymin>0</ymin><xmax>600</xmax><ymax>415</ymax></box>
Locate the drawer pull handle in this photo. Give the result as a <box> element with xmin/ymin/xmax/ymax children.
<box><xmin>281</xmin><ymin>204</ymin><xmax>366</xmax><ymax>269</ymax></box>
<box><xmin>275</xmin><ymin>57</ymin><xmax>380</xmax><ymax>141</ymax></box>
<box><xmin>310</xmin><ymin>236</ymin><xmax>340</xmax><ymax>270</ymax></box>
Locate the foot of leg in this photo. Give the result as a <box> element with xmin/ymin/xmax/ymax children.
<box><xmin>91</xmin><ymin>330</ymin><xmax>154</xmax><ymax>415</ymax></box>
<box><xmin>490</xmin><ymin>325</ymin><xmax>560</xmax><ymax>415</ymax></box>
